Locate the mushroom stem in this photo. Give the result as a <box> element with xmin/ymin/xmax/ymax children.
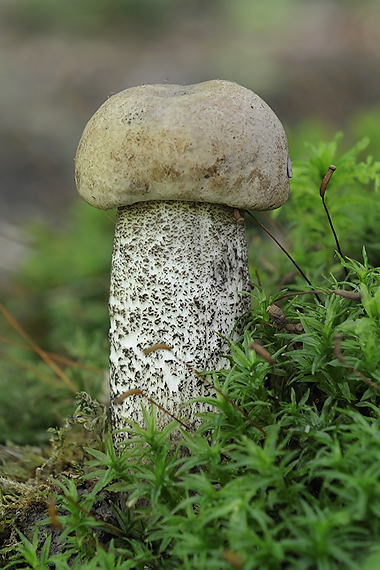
<box><xmin>108</xmin><ymin>200</ymin><xmax>251</xmax><ymax>442</ymax></box>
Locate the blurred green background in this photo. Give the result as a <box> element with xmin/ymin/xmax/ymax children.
<box><xmin>1</xmin><ymin>0</ymin><xmax>380</xmax><ymax>445</ymax></box>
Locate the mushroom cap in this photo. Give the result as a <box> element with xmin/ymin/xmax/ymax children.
<box><xmin>75</xmin><ymin>80</ymin><xmax>290</xmax><ymax>211</ymax></box>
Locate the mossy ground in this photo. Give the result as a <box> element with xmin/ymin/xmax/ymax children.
<box><xmin>1</xmin><ymin>135</ymin><xmax>380</xmax><ymax>568</ymax></box>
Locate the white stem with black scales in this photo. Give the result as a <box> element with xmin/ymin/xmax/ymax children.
<box><xmin>108</xmin><ymin>200</ymin><xmax>251</xmax><ymax>442</ymax></box>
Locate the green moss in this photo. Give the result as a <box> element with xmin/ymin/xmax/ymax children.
<box><xmin>2</xmin><ymin>130</ymin><xmax>380</xmax><ymax>567</ymax></box>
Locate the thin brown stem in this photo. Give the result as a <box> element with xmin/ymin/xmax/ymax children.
<box><xmin>245</xmin><ymin>211</ymin><xmax>322</xmax><ymax>304</ymax></box>
<box><xmin>0</xmin><ymin>302</ymin><xmax>77</xmax><ymax>393</ymax></box>
<box><xmin>143</xmin><ymin>344</ymin><xmax>266</xmax><ymax>436</ymax></box>
<box><xmin>114</xmin><ymin>388</ymin><xmax>193</xmax><ymax>432</ymax></box>
<box><xmin>319</xmin><ymin>164</ymin><xmax>349</xmax><ymax>278</ymax></box>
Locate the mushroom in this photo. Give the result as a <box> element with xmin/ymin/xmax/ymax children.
<box><xmin>74</xmin><ymin>79</ymin><xmax>290</xmax><ymax>443</ymax></box>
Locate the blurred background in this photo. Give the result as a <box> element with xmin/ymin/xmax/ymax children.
<box><xmin>1</xmin><ymin>0</ymin><xmax>380</xmax><ymax>446</ymax></box>
<box><xmin>1</xmin><ymin>0</ymin><xmax>380</xmax><ymax>269</ymax></box>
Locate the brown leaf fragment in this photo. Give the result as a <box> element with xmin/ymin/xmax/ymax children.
<box><xmin>233</xmin><ymin>208</ymin><xmax>245</xmax><ymax>225</ymax></box>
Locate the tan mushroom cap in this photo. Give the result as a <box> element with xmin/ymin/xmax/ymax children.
<box><xmin>75</xmin><ymin>80</ymin><xmax>290</xmax><ymax>211</ymax></box>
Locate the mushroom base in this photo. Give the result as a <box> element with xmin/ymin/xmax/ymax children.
<box><xmin>108</xmin><ymin>201</ymin><xmax>251</xmax><ymax>445</ymax></box>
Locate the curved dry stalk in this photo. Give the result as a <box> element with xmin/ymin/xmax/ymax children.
<box><xmin>245</xmin><ymin>211</ymin><xmax>323</xmax><ymax>304</ymax></box>
<box><xmin>319</xmin><ymin>164</ymin><xmax>349</xmax><ymax>278</ymax></box>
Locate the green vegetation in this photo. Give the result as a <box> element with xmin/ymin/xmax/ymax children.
<box><xmin>0</xmin><ymin>0</ymin><xmax>220</xmax><ymax>35</ymax></box>
<box><xmin>1</xmin><ymin>133</ymin><xmax>380</xmax><ymax>568</ymax></box>
<box><xmin>247</xmin><ymin>132</ymin><xmax>380</xmax><ymax>288</ymax></box>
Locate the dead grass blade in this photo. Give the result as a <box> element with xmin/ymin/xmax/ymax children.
<box><xmin>0</xmin><ymin>302</ymin><xmax>77</xmax><ymax>393</ymax></box>
<box><xmin>0</xmin><ymin>335</ymin><xmax>103</xmax><ymax>374</ymax></box>
<box><xmin>0</xmin><ymin>351</ymin><xmax>62</xmax><ymax>387</ymax></box>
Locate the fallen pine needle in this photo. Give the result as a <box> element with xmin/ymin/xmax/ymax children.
<box><xmin>0</xmin><ymin>302</ymin><xmax>77</xmax><ymax>393</ymax></box>
<box><xmin>0</xmin><ymin>335</ymin><xmax>103</xmax><ymax>374</ymax></box>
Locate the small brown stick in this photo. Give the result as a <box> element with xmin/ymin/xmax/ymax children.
<box><xmin>114</xmin><ymin>387</ymin><xmax>192</xmax><ymax>432</ymax></box>
<box><xmin>143</xmin><ymin>344</ymin><xmax>266</xmax><ymax>436</ymax></box>
<box><xmin>245</xmin><ymin>211</ymin><xmax>322</xmax><ymax>304</ymax></box>
<box><xmin>248</xmin><ymin>342</ymin><xmax>274</xmax><ymax>366</ymax></box>
<box><xmin>143</xmin><ymin>343</ymin><xmax>172</xmax><ymax>356</ymax></box>
<box><xmin>319</xmin><ymin>164</ymin><xmax>337</xmax><ymax>198</ymax></box>
<box><xmin>334</xmin><ymin>334</ymin><xmax>380</xmax><ymax>393</ymax></box>
<box><xmin>114</xmin><ymin>388</ymin><xmax>145</xmax><ymax>403</ymax></box>
<box><xmin>275</xmin><ymin>289</ymin><xmax>361</xmax><ymax>302</ymax></box>
<box><xmin>330</xmin><ymin>289</ymin><xmax>361</xmax><ymax>300</ymax></box>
